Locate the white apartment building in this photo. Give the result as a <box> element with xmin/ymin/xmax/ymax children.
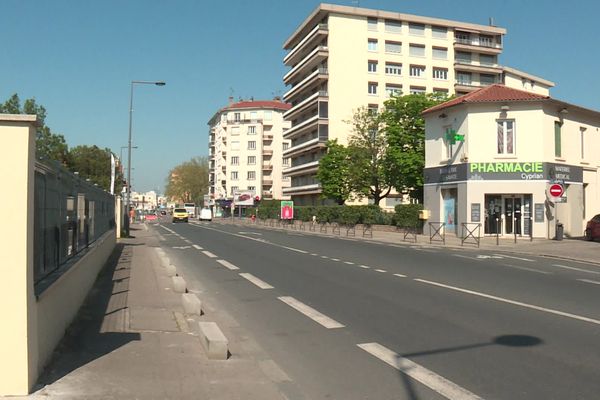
<box><xmin>208</xmin><ymin>99</ymin><xmax>291</xmax><ymax>210</ymax></box>
<box><xmin>282</xmin><ymin>3</ymin><xmax>553</xmax><ymax>206</ymax></box>
<box><xmin>423</xmin><ymin>84</ymin><xmax>600</xmax><ymax>238</ymax></box>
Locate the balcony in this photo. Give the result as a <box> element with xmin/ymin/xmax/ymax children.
<box><xmin>284</xmin><ymin>23</ymin><xmax>329</xmax><ymax>66</ymax></box>
<box><xmin>263</xmin><ymin>134</ymin><xmax>273</xmax><ymax>140</ymax></box>
<box><xmin>262</xmin><ymin>179</ymin><xmax>273</xmax><ymax>186</ymax></box>
<box><xmin>283</xmin><ymin>46</ymin><xmax>329</xmax><ymax>85</ymax></box>
<box><xmin>282</xmin><ymin>183</ymin><xmax>321</xmax><ymax>195</ymax></box>
<box><xmin>454</xmin><ymin>36</ymin><xmax>502</xmax><ymax>54</ymax></box>
<box><xmin>283</xmin><ymin>137</ymin><xmax>327</xmax><ymax>158</ymax></box>
<box><xmin>262</xmin><ymin>163</ymin><xmax>273</xmax><ymax>171</ymax></box>
<box><xmin>282</xmin><ymin>160</ymin><xmax>319</xmax><ymax>177</ymax></box>
<box><xmin>283</xmin><ymin>68</ymin><xmax>329</xmax><ymax>103</ymax></box>
<box><xmin>454</xmin><ymin>79</ymin><xmax>499</xmax><ymax>92</ymax></box>
<box><xmin>283</xmin><ymin>114</ymin><xmax>327</xmax><ymax>140</ymax></box>
<box><xmin>284</xmin><ymin>90</ymin><xmax>328</xmax><ymax>121</ymax></box>
<box><xmin>454</xmin><ymin>59</ymin><xmax>502</xmax><ymax>74</ymax></box>
<box><xmin>263</xmin><ymin>149</ymin><xmax>273</xmax><ymax>156</ymax></box>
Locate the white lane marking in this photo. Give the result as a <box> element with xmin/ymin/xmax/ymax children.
<box><xmin>393</xmin><ymin>273</ymin><xmax>407</xmax><ymax>278</ymax></box>
<box><xmin>493</xmin><ymin>254</ymin><xmax>535</xmax><ymax>262</ymax></box>
<box><xmin>202</xmin><ymin>250</ymin><xmax>218</xmax><ymax>258</ymax></box>
<box><xmin>184</xmin><ymin>239</ymin><xmax>193</xmax><ymax>244</ymax></box>
<box><xmin>577</xmin><ymin>279</ymin><xmax>600</xmax><ymax>286</ymax></box>
<box><xmin>321</xmin><ymin>256</ymin><xmax>329</xmax><ymax>259</ymax></box>
<box><xmin>173</xmin><ymin>246</ymin><xmax>191</xmax><ymax>249</ymax></box>
<box><xmin>359</xmin><ymin>265</ymin><xmax>370</xmax><ymax>269</ymax></box>
<box><xmin>310</xmin><ymin>253</ymin><xmax>319</xmax><ymax>256</ymax></box>
<box><xmin>238</xmin><ymin>231</ymin><xmax>263</xmax><ymax>235</ymax></box>
<box><xmin>192</xmin><ymin>244</ymin><xmax>203</xmax><ymax>250</ymax></box>
<box><xmin>331</xmin><ymin>258</ymin><xmax>340</xmax><ymax>262</ymax></box>
<box><xmin>502</xmin><ymin>264</ymin><xmax>550</xmax><ymax>275</ymax></box>
<box><xmin>278</xmin><ymin>296</ymin><xmax>344</xmax><ymax>329</ymax></box>
<box><xmin>216</xmin><ymin>259</ymin><xmax>239</xmax><ymax>270</ymax></box>
<box><xmin>415</xmin><ymin>278</ymin><xmax>600</xmax><ymax>326</ymax></box>
<box><xmin>344</xmin><ymin>261</ymin><xmax>354</xmax><ymax>265</ymax></box>
<box><xmin>357</xmin><ymin>343</ymin><xmax>482</xmax><ymax>400</ymax></box>
<box><xmin>375</xmin><ymin>269</ymin><xmax>387</xmax><ymax>273</ymax></box>
<box><xmin>143</xmin><ymin>224</ymin><xmax>149</xmax><ymax>231</ymax></box>
<box><xmin>239</xmin><ymin>273</ymin><xmax>273</xmax><ymax>289</ymax></box>
<box><xmin>453</xmin><ymin>254</ymin><xmax>481</xmax><ymax>261</ymax></box>
<box><xmin>553</xmin><ymin>264</ymin><xmax>600</xmax><ymax>275</ymax></box>
<box><xmin>279</xmin><ymin>245</ymin><xmax>308</xmax><ymax>254</ymax></box>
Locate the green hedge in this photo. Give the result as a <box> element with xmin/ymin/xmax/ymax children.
<box><xmin>394</xmin><ymin>204</ymin><xmax>424</xmax><ymax>228</ymax></box>
<box><xmin>253</xmin><ymin>202</ymin><xmax>396</xmax><ymax>225</ymax></box>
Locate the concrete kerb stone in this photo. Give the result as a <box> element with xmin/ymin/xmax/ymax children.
<box><xmin>165</xmin><ymin>264</ymin><xmax>177</xmax><ymax>277</ymax></box>
<box><xmin>159</xmin><ymin>254</ymin><xmax>170</xmax><ymax>267</ymax></box>
<box><xmin>172</xmin><ymin>276</ymin><xmax>187</xmax><ymax>293</ymax></box>
<box><xmin>181</xmin><ymin>293</ymin><xmax>202</xmax><ymax>315</ymax></box>
<box><xmin>198</xmin><ymin>321</ymin><xmax>229</xmax><ymax>360</ymax></box>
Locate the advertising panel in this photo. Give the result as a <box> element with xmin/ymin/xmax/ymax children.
<box><xmin>233</xmin><ymin>190</ymin><xmax>255</xmax><ymax>206</ymax></box>
<box><xmin>281</xmin><ymin>201</ymin><xmax>294</xmax><ymax>220</ymax></box>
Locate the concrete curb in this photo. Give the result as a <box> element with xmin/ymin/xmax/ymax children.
<box><xmin>165</xmin><ymin>264</ymin><xmax>177</xmax><ymax>277</ymax></box>
<box><xmin>172</xmin><ymin>276</ymin><xmax>187</xmax><ymax>293</ymax></box>
<box><xmin>198</xmin><ymin>321</ymin><xmax>229</xmax><ymax>360</ymax></box>
<box><xmin>181</xmin><ymin>293</ymin><xmax>202</xmax><ymax>315</ymax></box>
<box><xmin>159</xmin><ymin>254</ymin><xmax>170</xmax><ymax>267</ymax></box>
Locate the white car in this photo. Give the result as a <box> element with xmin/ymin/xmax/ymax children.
<box><xmin>199</xmin><ymin>208</ymin><xmax>212</xmax><ymax>222</ymax></box>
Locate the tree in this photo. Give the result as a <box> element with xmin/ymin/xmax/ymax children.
<box><xmin>165</xmin><ymin>157</ymin><xmax>209</xmax><ymax>205</ymax></box>
<box><xmin>316</xmin><ymin>140</ymin><xmax>353</xmax><ymax>205</ymax></box>
<box><xmin>0</xmin><ymin>94</ymin><xmax>69</xmax><ymax>164</ymax></box>
<box><xmin>69</xmin><ymin>145</ymin><xmax>123</xmax><ymax>192</ymax></box>
<box><xmin>382</xmin><ymin>93</ymin><xmax>448</xmax><ymax>202</ymax></box>
<box><xmin>346</xmin><ymin>107</ymin><xmax>394</xmax><ymax>205</ymax></box>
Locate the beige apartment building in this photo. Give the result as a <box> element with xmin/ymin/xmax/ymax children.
<box><xmin>282</xmin><ymin>3</ymin><xmax>553</xmax><ymax>206</ymax></box>
<box><xmin>208</xmin><ymin>99</ymin><xmax>291</xmax><ymax>212</ymax></box>
<box><xmin>423</xmin><ymin>84</ymin><xmax>600</xmax><ymax>238</ymax></box>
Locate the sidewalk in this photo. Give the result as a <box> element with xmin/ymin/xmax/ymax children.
<box><xmin>217</xmin><ymin>218</ymin><xmax>600</xmax><ymax>266</ymax></box>
<box><xmin>29</xmin><ymin>224</ymin><xmax>286</xmax><ymax>400</ymax></box>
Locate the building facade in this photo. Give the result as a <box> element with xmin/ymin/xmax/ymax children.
<box><xmin>207</xmin><ymin>100</ymin><xmax>291</xmax><ymax>212</ymax></box>
<box><xmin>423</xmin><ymin>84</ymin><xmax>600</xmax><ymax>238</ymax></box>
<box><xmin>282</xmin><ymin>3</ymin><xmax>553</xmax><ymax>205</ymax></box>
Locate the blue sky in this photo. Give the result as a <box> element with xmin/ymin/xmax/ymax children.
<box><xmin>2</xmin><ymin>0</ymin><xmax>599</xmax><ymax>193</ymax></box>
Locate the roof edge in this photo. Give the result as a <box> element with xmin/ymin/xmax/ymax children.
<box><xmin>502</xmin><ymin>66</ymin><xmax>555</xmax><ymax>87</ymax></box>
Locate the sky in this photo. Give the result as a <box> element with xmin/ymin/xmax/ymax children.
<box><xmin>2</xmin><ymin>0</ymin><xmax>599</xmax><ymax>193</ymax></box>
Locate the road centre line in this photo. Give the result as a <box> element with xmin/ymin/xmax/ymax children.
<box><xmin>375</xmin><ymin>269</ymin><xmax>387</xmax><ymax>273</ymax></box>
<box><xmin>415</xmin><ymin>278</ymin><xmax>600</xmax><ymax>326</ymax></box>
<box><xmin>493</xmin><ymin>254</ymin><xmax>535</xmax><ymax>262</ymax></box>
<box><xmin>239</xmin><ymin>273</ymin><xmax>273</xmax><ymax>289</ymax></box>
<box><xmin>192</xmin><ymin>244</ymin><xmax>203</xmax><ymax>250</ymax></box>
<box><xmin>278</xmin><ymin>296</ymin><xmax>345</xmax><ymax>329</ymax></box>
<box><xmin>331</xmin><ymin>258</ymin><xmax>340</xmax><ymax>262</ymax></box>
<box><xmin>553</xmin><ymin>264</ymin><xmax>600</xmax><ymax>274</ymax></box>
<box><xmin>359</xmin><ymin>265</ymin><xmax>370</xmax><ymax>269</ymax></box>
<box><xmin>321</xmin><ymin>256</ymin><xmax>329</xmax><ymax>259</ymax></box>
<box><xmin>216</xmin><ymin>259</ymin><xmax>240</xmax><ymax>270</ymax></box>
<box><xmin>357</xmin><ymin>343</ymin><xmax>482</xmax><ymax>400</ymax></box>
<box><xmin>311</xmin><ymin>253</ymin><xmax>319</xmax><ymax>256</ymax></box>
<box><xmin>279</xmin><ymin>245</ymin><xmax>309</xmax><ymax>254</ymax></box>
<box><xmin>344</xmin><ymin>261</ymin><xmax>354</xmax><ymax>265</ymax></box>
<box><xmin>202</xmin><ymin>250</ymin><xmax>218</xmax><ymax>258</ymax></box>
<box><xmin>577</xmin><ymin>279</ymin><xmax>600</xmax><ymax>286</ymax></box>
<box><xmin>393</xmin><ymin>273</ymin><xmax>407</xmax><ymax>278</ymax></box>
<box><xmin>502</xmin><ymin>264</ymin><xmax>550</xmax><ymax>275</ymax></box>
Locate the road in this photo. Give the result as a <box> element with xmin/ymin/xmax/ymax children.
<box><xmin>152</xmin><ymin>218</ymin><xmax>600</xmax><ymax>400</ymax></box>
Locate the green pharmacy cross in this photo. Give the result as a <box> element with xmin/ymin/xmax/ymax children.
<box><xmin>445</xmin><ymin>129</ymin><xmax>465</xmax><ymax>144</ymax></box>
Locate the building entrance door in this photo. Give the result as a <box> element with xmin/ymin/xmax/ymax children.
<box><xmin>503</xmin><ymin>195</ymin><xmax>530</xmax><ymax>236</ymax></box>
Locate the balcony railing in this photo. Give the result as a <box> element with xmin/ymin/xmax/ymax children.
<box><xmin>454</xmin><ymin>36</ymin><xmax>502</xmax><ymax>49</ymax></box>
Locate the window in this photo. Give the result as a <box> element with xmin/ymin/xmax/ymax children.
<box><xmin>554</xmin><ymin>121</ymin><xmax>562</xmax><ymax>157</ymax></box>
<box><xmin>456</xmin><ymin>51</ymin><xmax>471</xmax><ymax>63</ymax></box>
<box><xmin>247</xmin><ymin>171</ymin><xmax>256</xmax><ymax>180</ymax></box>
<box><xmin>283</xmin><ymin>142</ymin><xmax>289</xmax><ymax>150</ymax></box>
<box><xmin>234</xmin><ymin>112</ymin><xmax>241</xmax><ymax>122</ymax></box>
<box><xmin>432</xmin><ymin>26</ymin><xmax>447</xmax><ymax>38</ymax></box>
<box><xmin>497</xmin><ymin>120</ymin><xmax>515</xmax><ymax>155</ymax></box>
<box><xmin>479</xmin><ymin>35</ymin><xmax>494</xmax><ymax>47</ymax></box>
<box><xmin>368</xmin><ymin>60</ymin><xmax>378</xmax><ymax>73</ymax></box>
<box><xmin>231</xmin><ymin>140</ymin><xmax>240</xmax><ymax>150</ymax></box>
<box><xmin>410</xmin><ymin>86</ymin><xmax>426</xmax><ymax>94</ymax></box>
<box><xmin>368</xmin><ymin>82</ymin><xmax>378</xmax><ymax>95</ymax></box>
<box><xmin>231</xmin><ymin>186</ymin><xmax>238</xmax><ymax>195</ymax></box>
<box><xmin>432</xmin><ymin>47</ymin><xmax>447</xmax><ymax>59</ymax></box>
<box><xmin>367</xmin><ymin>17</ymin><xmax>378</xmax><ymax>30</ymax></box>
<box><xmin>408</xmin><ymin>23</ymin><xmax>425</xmax><ymax>36</ymax></box>
<box><xmin>456</xmin><ymin>72</ymin><xmax>472</xmax><ymax>85</ymax></box>
<box><xmin>250</xmin><ymin>111</ymin><xmax>257</xmax><ymax>121</ymax></box>
<box><xmin>409</xmin><ymin>44</ymin><xmax>425</xmax><ymax>57</ymax></box>
<box><xmin>231</xmin><ymin>171</ymin><xmax>238</xmax><ymax>180</ymax></box>
<box><xmin>248</xmin><ymin>155</ymin><xmax>256</xmax><ymax>165</ymax></box>
<box><xmin>248</xmin><ymin>186</ymin><xmax>256</xmax><ymax>192</ymax></box>
<box><xmin>283</xmin><ymin>157</ymin><xmax>289</xmax><ymax>166</ymax></box>
<box><xmin>248</xmin><ymin>140</ymin><xmax>256</xmax><ymax>150</ymax></box>
<box><xmin>248</xmin><ymin>126</ymin><xmax>256</xmax><ymax>134</ymax></box>
<box><xmin>385</xmin><ymin>84</ymin><xmax>402</xmax><ymax>97</ymax></box>
<box><xmin>581</xmin><ymin>127</ymin><xmax>587</xmax><ymax>159</ymax></box>
<box><xmin>385</xmin><ymin>62</ymin><xmax>402</xmax><ymax>75</ymax></box>
<box><xmin>455</xmin><ymin>31</ymin><xmax>470</xmax><ymax>43</ymax></box>
<box><xmin>434</xmin><ymin>88</ymin><xmax>449</xmax><ymax>96</ymax></box>
<box><xmin>264</xmin><ymin>110</ymin><xmax>272</xmax><ymax>120</ymax></box>
<box><xmin>231</xmin><ymin>156</ymin><xmax>239</xmax><ymax>165</ymax></box>
<box><xmin>385</xmin><ymin>19</ymin><xmax>402</xmax><ymax>33</ymax></box>
<box><xmin>409</xmin><ymin>65</ymin><xmax>425</xmax><ymax>77</ymax></box>
<box><xmin>433</xmin><ymin>68</ymin><xmax>448</xmax><ymax>80</ymax></box>
<box><xmin>480</xmin><ymin>74</ymin><xmax>496</xmax><ymax>86</ymax></box>
<box><xmin>385</xmin><ymin>41</ymin><xmax>401</xmax><ymax>53</ymax></box>
<box><xmin>231</xmin><ymin>126</ymin><xmax>240</xmax><ymax>135</ymax></box>
<box><xmin>368</xmin><ymin>104</ymin><xmax>378</xmax><ymax>114</ymax></box>
<box><xmin>479</xmin><ymin>54</ymin><xmax>496</xmax><ymax>66</ymax></box>
<box><xmin>368</xmin><ymin>39</ymin><xmax>378</xmax><ymax>51</ymax></box>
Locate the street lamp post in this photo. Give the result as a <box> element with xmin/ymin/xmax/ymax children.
<box><xmin>120</xmin><ymin>145</ymin><xmax>138</xmax><ymax>165</ymax></box>
<box><xmin>124</xmin><ymin>80</ymin><xmax>166</xmax><ymax>237</ymax></box>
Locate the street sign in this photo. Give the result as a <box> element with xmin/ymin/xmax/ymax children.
<box><xmin>549</xmin><ymin>183</ymin><xmax>564</xmax><ymax>197</ymax></box>
<box><xmin>281</xmin><ymin>201</ymin><xmax>294</xmax><ymax>220</ymax></box>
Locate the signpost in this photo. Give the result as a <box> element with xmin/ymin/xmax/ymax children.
<box><xmin>281</xmin><ymin>201</ymin><xmax>294</xmax><ymax>220</ymax></box>
<box><xmin>549</xmin><ymin>183</ymin><xmax>564</xmax><ymax>198</ymax></box>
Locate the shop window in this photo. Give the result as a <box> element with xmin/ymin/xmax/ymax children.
<box><xmin>497</xmin><ymin>120</ymin><xmax>515</xmax><ymax>155</ymax></box>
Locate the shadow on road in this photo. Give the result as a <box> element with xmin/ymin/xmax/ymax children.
<box><xmin>396</xmin><ymin>334</ymin><xmax>543</xmax><ymax>400</ymax></box>
<box><xmin>34</xmin><ymin>243</ymin><xmax>141</xmax><ymax>390</ymax></box>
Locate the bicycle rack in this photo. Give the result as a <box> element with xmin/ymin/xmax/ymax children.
<box><xmin>429</xmin><ymin>222</ymin><xmax>446</xmax><ymax>244</ymax></box>
<box><xmin>461</xmin><ymin>223</ymin><xmax>481</xmax><ymax>247</ymax></box>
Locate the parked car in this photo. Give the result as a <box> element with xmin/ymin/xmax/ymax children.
<box><xmin>199</xmin><ymin>208</ymin><xmax>212</xmax><ymax>222</ymax></box>
<box><xmin>584</xmin><ymin>214</ymin><xmax>600</xmax><ymax>241</ymax></box>
<box><xmin>172</xmin><ymin>208</ymin><xmax>189</xmax><ymax>223</ymax></box>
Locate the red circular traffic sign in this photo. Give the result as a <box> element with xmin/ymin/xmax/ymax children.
<box><xmin>549</xmin><ymin>184</ymin><xmax>564</xmax><ymax>197</ymax></box>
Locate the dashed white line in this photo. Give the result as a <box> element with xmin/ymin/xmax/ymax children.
<box><xmin>184</xmin><ymin>239</ymin><xmax>192</xmax><ymax>244</ymax></box>
<box><xmin>577</xmin><ymin>278</ymin><xmax>600</xmax><ymax>286</ymax></box>
<box><xmin>453</xmin><ymin>254</ymin><xmax>481</xmax><ymax>261</ymax></box>
<box><xmin>357</xmin><ymin>342</ymin><xmax>482</xmax><ymax>400</ymax></box>
<box><xmin>321</xmin><ymin>256</ymin><xmax>329</xmax><ymax>259</ymax></box>
<box><xmin>553</xmin><ymin>264</ymin><xmax>600</xmax><ymax>274</ymax></box>
<box><xmin>202</xmin><ymin>250</ymin><xmax>218</xmax><ymax>258</ymax></box>
<box><xmin>278</xmin><ymin>296</ymin><xmax>344</xmax><ymax>329</ymax></box>
<box><xmin>393</xmin><ymin>273</ymin><xmax>407</xmax><ymax>278</ymax></box>
<box><xmin>502</xmin><ymin>264</ymin><xmax>550</xmax><ymax>275</ymax></box>
<box><xmin>216</xmin><ymin>259</ymin><xmax>239</xmax><ymax>270</ymax></box>
<box><xmin>331</xmin><ymin>258</ymin><xmax>340</xmax><ymax>262</ymax></box>
<box><xmin>493</xmin><ymin>254</ymin><xmax>535</xmax><ymax>262</ymax></box>
<box><xmin>310</xmin><ymin>253</ymin><xmax>319</xmax><ymax>256</ymax></box>
<box><xmin>239</xmin><ymin>273</ymin><xmax>273</xmax><ymax>289</ymax></box>
<box><xmin>280</xmin><ymin>245</ymin><xmax>309</xmax><ymax>254</ymax></box>
<box><xmin>415</xmin><ymin>278</ymin><xmax>600</xmax><ymax>326</ymax></box>
<box><xmin>375</xmin><ymin>269</ymin><xmax>387</xmax><ymax>273</ymax></box>
<box><xmin>359</xmin><ymin>265</ymin><xmax>370</xmax><ymax>269</ymax></box>
<box><xmin>192</xmin><ymin>244</ymin><xmax>203</xmax><ymax>250</ymax></box>
<box><xmin>344</xmin><ymin>261</ymin><xmax>354</xmax><ymax>265</ymax></box>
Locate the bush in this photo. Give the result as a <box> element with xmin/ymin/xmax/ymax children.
<box><xmin>394</xmin><ymin>204</ymin><xmax>424</xmax><ymax>228</ymax></box>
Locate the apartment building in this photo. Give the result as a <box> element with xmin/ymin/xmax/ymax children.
<box><xmin>423</xmin><ymin>84</ymin><xmax>600</xmax><ymax>238</ymax></box>
<box><xmin>282</xmin><ymin>3</ymin><xmax>553</xmax><ymax>205</ymax></box>
<box><xmin>207</xmin><ymin>99</ymin><xmax>291</xmax><ymax>211</ymax></box>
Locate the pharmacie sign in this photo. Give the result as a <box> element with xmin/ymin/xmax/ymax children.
<box><xmin>424</xmin><ymin>162</ymin><xmax>582</xmax><ymax>183</ymax></box>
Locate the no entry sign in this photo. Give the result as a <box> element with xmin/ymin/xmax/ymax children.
<box><xmin>549</xmin><ymin>183</ymin><xmax>564</xmax><ymax>197</ymax></box>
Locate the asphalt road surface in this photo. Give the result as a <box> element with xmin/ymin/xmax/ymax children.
<box><xmin>152</xmin><ymin>218</ymin><xmax>600</xmax><ymax>400</ymax></box>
